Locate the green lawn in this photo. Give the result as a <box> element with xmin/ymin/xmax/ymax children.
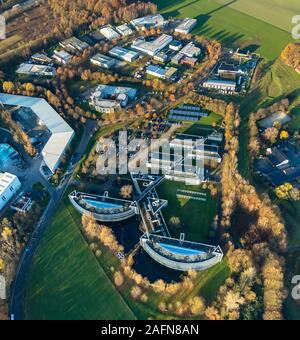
<box><xmin>157</xmin><ymin>180</ymin><xmax>218</xmax><ymax>243</ymax></box>
<box><xmin>25</xmin><ymin>187</ymin><xmax>228</xmax><ymax>320</ymax></box>
<box><xmin>153</xmin><ymin>0</ymin><xmax>294</xmax><ymax>60</ymax></box>
<box><xmin>216</xmin><ymin>0</ymin><xmax>299</xmax><ymax>33</ymax></box>
<box><xmin>25</xmin><ymin>198</ymin><xmax>136</xmax><ymax>320</ymax></box>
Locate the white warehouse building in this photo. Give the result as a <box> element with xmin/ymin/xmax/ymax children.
<box><xmin>109</xmin><ymin>46</ymin><xmax>139</xmax><ymax>62</ymax></box>
<box><xmin>130</xmin><ymin>14</ymin><xmax>166</xmax><ymax>31</ymax></box>
<box><xmin>175</xmin><ymin>18</ymin><xmax>197</xmax><ymax>34</ymax></box>
<box><xmin>0</xmin><ymin>93</ymin><xmax>75</xmax><ymax>174</ymax></box>
<box><xmin>100</xmin><ymin>26</ymin><xmax>121</xmax><ymax>41</ymax></box>
<box><xmin>131</xmin><ymin>34</ymin><xmax>173</xmax><ymax>56</ymax></box>
<box><xmin>0</xmin><ymin>172</ymin><xmax>21</xmax><ymax>211</ymax></box>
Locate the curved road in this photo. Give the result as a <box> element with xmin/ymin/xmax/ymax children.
<box><xmin>8</xmin><ymin>120</ymin><xmax>97</xmax><ymax>320</ymax></box>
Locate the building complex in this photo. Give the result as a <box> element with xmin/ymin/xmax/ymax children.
<box><xmin>89</xmin><ymin>85</ymin><xmax>138</xmax><ymax>113</ymax></box>
<box><xmin>131</xmin><ymin>34</ymin><xmax>173</xmax><ymax>56</ymax></box>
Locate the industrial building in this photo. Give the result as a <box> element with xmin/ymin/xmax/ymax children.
<box><xmin>131</xmin><ymin>34</ymin><xmax>173</xmax><ymax>56</ymax></box>
<box><xmin>0</xmin><ymin>172</ymin><xmax>21</xmax><ymax>211</ymax></box>
<box><xmin>59</xmin><ymin>36</ymin><xmax>89</xmax><ymax>53</ymax></box>
<box><xmin>171</xmin><ymin>53</ymin><xmax>184</xmax><ymax>65</ymax></box>
<box><xmin>116</xmin><ymin>23</ymin><xmax>134</xmax><ymax>36</ymax></box>
<box><xmin>169</xmin><ymin>40</ymin><xmax>183</xmax><ymax>51</ymax></box>
<box><xmin>217</xmin><ymin>62</ymin><xmax>244</xmax><ymax>76</ymax></box>
<box><xmin>52</xmin><ymin>50</ymin><xmax>72</xmax><ymax>65</ymax></box>
<box><xmin>89</xmin><ymin>85</ymin><xmax>138</xmax><ymax>114</ymax></box>
<box><xmin>203</xmin><ymin>79</ymin><xmax>237</xmax><ymax>92</ymax></box>
<box><xmin>175</xmin><ymin>18</ymin><xmax>197</xmax><ymax>34</ymax></box>
<box><xmin>90</xmin><ymin>53</ymin><xmax>118</xmax><ymax>69</ymax></box>
<box><xmin>130</xmin><ymin>14</ymin><xmax>166</xmax><ymax>31</ymax></box>
<box><xmin>181</xmin><ymin>42</ymin><xmax>201</xmax><ymax>58</ymax></box>
<box><xmin>181</xmin><ymin>56</ymin><xmax>198</xmax><ymax>67</ymax></box>
<box><xmin>153</xmin><ymin>51</ymin><xmax>170</xmax><ymax>63</ymax></box>
<box><xmin>0</xmin><ymin>93</ymin><xmax>75</xmax><ymax>173</ymax></box>
<box><xmin>31</xmin><ymin>53</ymin><xmax>53</xmax><ymax>64</ymax></box>
<box><xmin>99</xmin><ymin>26</ymin><xmax>121</xmax><ymax>41</ymax></box>
<box><xmin>146</xmin><ymin>65</ymin><xmax>177</xmax><ymax>80</ymax></box>
<box><xmin>109</xmin><ymin>46</ymin><xmax>139</xmax><ymax>63</ymax></box>
<box><xmin>16</xmin><ymin>63</ymin><xmax>56</xmax><ymax>77</ymax></box>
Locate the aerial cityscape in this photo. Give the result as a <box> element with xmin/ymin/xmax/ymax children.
<box><xmin>0</xmin><ymin>0</ymin><xmax>300</xmax><ymax>323</ymax></box>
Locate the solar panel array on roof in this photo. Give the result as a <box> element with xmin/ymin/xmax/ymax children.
<box><xmin>179</xmin><ymin>105</ymin><xmax>201</xmax><ymax>111</ymax></box>
<box><xmin>170</xmin><ymin>109</ymin><xmax>208</xmax><ymax>117</ymax></box>
<box><xmin>169</xmin><ymin>115</ymin><xmax>199</xmax><ymax>122</ymax></box>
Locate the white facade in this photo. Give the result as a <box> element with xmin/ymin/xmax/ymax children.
<box><xmin>180</xmin><ymin>42</ymin><xmax>201</xmax><ymax>58</ymax></box>
<box><xmin>90</xmin><ymin>53</ymin><xmax>117</xmax><ymax>69</ymax></box>
<box><xmin>109</xmin><ymin>46</ymin><xmax>139</xmax><ymax>62</ymax></box>
<box><xmin>175</xmin><ymin>18</ymin><xmax>197</xmax><ymax>34</ymax></box>
<box><xmin>0</xmin><ymin>172</ymin><xmax>21</xmax><ymax>211</ymax></box>
<box><xmin>203</xmin><ymin>79</ymin><xmax>236</xmax><ymax>92</ymax></box>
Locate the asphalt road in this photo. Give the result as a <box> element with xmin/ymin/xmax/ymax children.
<box><xmin>8</xmin><ymin>119</ymin><xmax>97</xmax><ymax>320</ymax></box>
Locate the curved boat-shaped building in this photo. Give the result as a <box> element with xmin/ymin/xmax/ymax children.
<box><xmin>69</xmin><ymin>191</ymin><xmax>138</xmax><ymax>222</ymax></box>
<box><xmin>140</xmin><ymin>234</ymin><xmax>223</xmax><ymax>271</ymax></box>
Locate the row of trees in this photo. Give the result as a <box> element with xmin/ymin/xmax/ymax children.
<box><xmin>48</xmin><ymin>0</ymin><xmax>157</xmax><ymax>38</ymax></box>
<box><xmin>218</xmin><ymin>99</ymin><xmax>287</xmax><ymax>319</ymax></box>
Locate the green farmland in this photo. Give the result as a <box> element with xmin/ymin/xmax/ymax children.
<box><xmin>24</xmin><ymin>198</ymin><xmax>136</xmax><ymax>320</ymax></box>
<box><xmin>216</xmin><ymin>0</ymin><xmax>299</xmax><ymax>33</ymax></box>
<box><xmin>153</xmin><ymin>0</ymin><xmax>295</xmax><ymax>60</ymax></box>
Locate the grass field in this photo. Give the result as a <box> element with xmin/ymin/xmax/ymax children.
<box><xmin>157</xmin><ymin>181</ymin><xmax>217</xmax><ymax>243</ymax></box>
<box><xmin>216</xmin><ymin>0</ymin><xmax>299</xmax><ymax>33</ymax></box>
<box><xmin>25</xmin><ymin>198</ymin><xmax>136</xmax><ymax>320</ymax></box>
<box><xmin>25</xmin><ymin>188</ymin><xmax>229</xmax><ymax>320</ymax></box>
<box><xmin>153</xmin><ymin>0</ymin><xmax>294</xmax><ymax>60</ymax></box>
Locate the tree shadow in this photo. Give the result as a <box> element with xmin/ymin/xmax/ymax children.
<box><xmin>206</xmin><ymin>0</ymin><xmax>238</xmax><ymax>16</ymax></box>
<box><xmin>242</xmin><ymin>44</ymin><xmax>260</xmax><ymax>53</ymax></box>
